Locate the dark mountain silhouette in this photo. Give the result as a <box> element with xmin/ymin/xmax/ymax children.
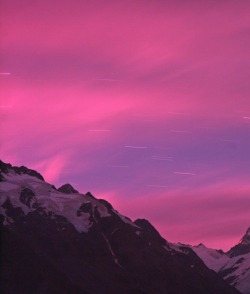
<box><xmin>0</xmin><ymin>160</ymin><xmax>241</xmax><ymax>294</ymax></box>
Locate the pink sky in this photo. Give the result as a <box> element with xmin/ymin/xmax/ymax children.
<box><xmin>1</xmin><ymin>0</ymin><xmax>250</xmax><ymax>250</ymax></box>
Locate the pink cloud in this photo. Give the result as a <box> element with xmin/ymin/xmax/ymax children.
<box><xmin>2</xmin><ymin>0</ymin><xmax>249</xmax><ymax>123</ymax></box>
<box><xmin>1</xmin><ymin>0</ymin><xmax>250</xmax><ymax>250</ymax></box>
<box><xmin>32</xmin><ymin>153</ymin><xmax>71</xmax><ymax>183</ymax></box>
<box><xmin>102</xmin><ymin>185</ymin><xmax>250</xmax><ymax>251</ymax></box>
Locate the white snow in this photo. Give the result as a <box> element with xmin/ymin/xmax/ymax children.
<box><xmin>0</xmin><ymin>172</ymin><xmax>112</xmax><ymax>233</ymax></box>
<box><xmin>0</xmin><ymin>171</ymin><xmax>138</xmax><ymax>234</ymax></box>
<box><xmin>169</xmin><ymin>242</ymin><xmax>250</xmax><ymax>293</ymax></box>
<box><xmin>191</xmin><ymin>244</ymin><xmax>230</xmax><ymax>272</ymax></box>
<box><xmin>220</xmin><ymin>253</ymin><xmax>250</xmax><ymax>293</ymax></box>
<box><xmin>101</xmin><ymin>232</ymin><xmax>121</xmax><ymax>267</ymax></box>
<box><xmin>236</xmin><ymin>269</ymin><xmax>250</xmax><ymax>294</ymax></box>
<box><xmin>168</xmin><ymin>243</ymin><xmax>190</xmax><ymax>254</ymax></box>
<box><xmin>188</xmin><ymin>242</ymin><xmax>250</xmax><ymax>294</ymax></box>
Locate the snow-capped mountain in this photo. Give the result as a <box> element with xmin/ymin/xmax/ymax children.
<box><xmin>0</xmin><ymin>160</ymin><xmax>241</xmax><ymax>294</ymax></box>
<box><xmin>187</xmin><ymin>229</ymin><xmax>250</xmax><ymax>294</ymax></box>
<box><xmin>190</xmin><ymin>243</ymin><xmax>230</xmax><ymax>272</ymax></box>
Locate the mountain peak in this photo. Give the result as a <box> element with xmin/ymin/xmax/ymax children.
<box><xmin>58</xmin><ymin>183</ymin><xmax>79</xmax><ymax>194</ymax></box>
<box><xmin>227</xmin><ymin>226</ymin><xmax>250</xmax><ymax>257</ymax></box>
<box><xmin>196</xmin><ymin>243</ymin><xmax>205</xmax><ymax>247</ymax></box>
<box><xmin>134</xmin><ymin>218</ymin><xmax>167</xmax><ymax>246</ymax></box>
<box><xmin>239</xmin><ymin>226</ymin><xmax>250</xmax><ymax>245</ymax></box>
<box><xmin>0</xmin><ymin>160</ymin><xmax>44</xmax><ymax>181</ymax></box>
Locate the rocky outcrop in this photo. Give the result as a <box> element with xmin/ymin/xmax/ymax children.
<box><xmin>58</xmin><ymin>183</ymin><xmax>79</xmax><ymax>194</ymax></box>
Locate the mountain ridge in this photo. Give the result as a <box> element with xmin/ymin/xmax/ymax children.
<box><xmin>187</xmin><ymin>228</ymin><xmax>250</xmax><ymax>294</ymax></box>
<box><xmin>0</xmin><ymin>159</ymin><xmax>242</xmax><ymax>294</ymax></box>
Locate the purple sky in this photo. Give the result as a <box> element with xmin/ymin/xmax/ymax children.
<box><xmin>1</xmin><ymin>0</ymin><xmax>250</xmax><ymax>250</ymax></box>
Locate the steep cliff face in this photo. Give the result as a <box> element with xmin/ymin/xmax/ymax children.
<box><xmin>0</xmin><ymin>160</ymin><xmax>240</xmax><ymax>294</ymax></box>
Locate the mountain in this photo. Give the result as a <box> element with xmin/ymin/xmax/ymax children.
<box><xmin>189</xmin><ymin>243</ymin><xmax>230</xmax><ymax>272</ymax></box>
<box><xmin>188</xmin><ymin>229</ymin><xmax>250</xmax><ymax>294</ymax></box>
<box><xmin>228</xmin><ymin>228</ymin><xmax>250</xmax><ymax>257</ymax></box>
<box><xmin>0</xmin><ymin>159</ymin><xmax>240</xmax><ymax>294</ymax></box>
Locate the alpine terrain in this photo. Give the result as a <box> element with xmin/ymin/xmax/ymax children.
<box><xmin>0</xmin><ymin>160</ymin><xmax>241</xmax><ymax>294</ymax></box>
<box><xmin>188</xmin><ymin>228</ymin><xmax>250</xmax><ymax>294</ymax></box>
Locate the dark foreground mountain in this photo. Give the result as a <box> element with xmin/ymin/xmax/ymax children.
<box><xmin>0</xmin><ymin>160</ymin><xmax>240</xmax><ymax>294</ymax></box>
<box><xmin>189</xmin><ymin>228</ymin><xmax>250</xmax><ymax>294</ymax></box>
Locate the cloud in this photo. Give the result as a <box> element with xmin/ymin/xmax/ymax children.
<box><xmin>101</xmin><ymin>183</ymin><xmax>250</xmax><ymax>251</ymax></box>
<box><xmin>32</xmin><ymin>153</ymin><xmax>70</xmax><ymax>183</ymax></box>
<box><xmin>1</xmin><ymin>0</ymin><xmax>250</xmax><ymax>250</ymax></box>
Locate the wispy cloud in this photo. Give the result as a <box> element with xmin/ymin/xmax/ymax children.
<box><xmin>1</xmin><ymin>0</ymin><xmax>250</xmax><ymax>250</ymax></box>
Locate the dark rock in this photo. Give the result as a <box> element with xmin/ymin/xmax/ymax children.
<box><xmin>134</xmin><ymin>218</ymin><xmax>166</xmax><ymax>246</ymax></box>
<box><xmin>0</xmin><ymin>160</ymin><xmax>11</xmax><ymax>173</ymax></box>
<box><xmin>0</xmin><ymin>160</ymin><xmax>11</xmax><ymax>182</ymax></box>
<box><xmin>58</xmin><ymin>183</ymin><xmax>79</xmax><ymax>194</ymax></box>
<box><xmin>85</xmin><ymin>191</ymin><xmax>95</xmax><ymax>198</ymax></box>
<box><xmin>2</xmin><ymin>198</ymin><xmax>25</xmax><ymax>222</ymax></box>
<box><xmin>228</xmin><ymin>227</ymin><xmax>250</xmax><ymax>257</ymax></box>
<box><xmin>20</xmin><ymin>188</ymin><xmax>36</xmax><ymax>208</ymax></box>
<box><xmin>0</xmin><ymin>159</ymin><xmax>44</xmax><ymax>181</ymax></box>
<box><xmin>98</xmin><ymin>199</ymin><xmax>114</xmax><ymax>211</ymax></box>
<box><xmin>0</xmin><ymin>214</ymin><xmax>5</xmax><ymax>226</ymax></box>
<box><xmin>77</xmin><ymin>202</ymin><xmax>92</xmax><ymax>216</ymax></box>
<box><xmin>14</xmin><ymin>165</ymin><xmax>44</xmax><ymax>181</ymax></box>
<box><xmin>0</xmin><ymin>226</ymin><xmax>88</xmax><ymax>294</ymax></box>
<box><xmin>219</xmin><ymin>267</ymin><xmax>239</xmax><ymax>285</ymax></box>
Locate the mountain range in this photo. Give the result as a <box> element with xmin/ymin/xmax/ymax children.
<box><xmin>188</xmin><ymin>227</ymin><xmax>250</xmax><ymax>294</ymax></box>
<box><xmin>0</xmin><ymin>159</ymin><xmax>248</xmax><ymax>294</ymax></box>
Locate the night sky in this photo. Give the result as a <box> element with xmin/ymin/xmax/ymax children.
<box><xmin>1</xmin><ymin>0</ymin><xmax>250</xmax><ymax>250</ymax></box>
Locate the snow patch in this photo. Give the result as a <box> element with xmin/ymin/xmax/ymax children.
<box><xmin>191</xmin><ymin>244</ymin><xmax>230</xmax><ymax>272</ymax></box>
<box><xmin>0</xmin><ymin>172</ymin><xmax>111</xmax><ymax>233</ymax></box>
<box><xmin>169</xmin><ymin>243</ymin><xmax>190</xmax><ymax>254</ymax></box>
<box><xmin>101</xmin><ymin>232</ymin><xmax>121</xmax><ymax>267</ymax></box>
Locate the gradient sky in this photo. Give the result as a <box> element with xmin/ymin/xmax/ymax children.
<box><xmin>1</xmin><ymin>0</ymin><xmax>250</xmax><ymax>250</ymax></box>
